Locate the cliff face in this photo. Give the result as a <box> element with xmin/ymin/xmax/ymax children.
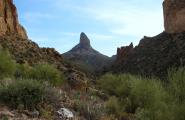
<box><xmin>163</xmin><ymin>0</ymin><xmax>185</xmax><ymax>33</ymax></box>
<box><xmin>0</xmin><ymin>0</ymin><xmax>27</xmax><ymax>38</ymax></box>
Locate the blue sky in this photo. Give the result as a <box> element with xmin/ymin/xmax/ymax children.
<box><xmin>14</xmin><ymin>0</ymin><xmax>164</xmax><ymax>56</ymax></box>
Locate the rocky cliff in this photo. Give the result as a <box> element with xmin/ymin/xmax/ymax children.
<box><xmin>63</xmin><ymin>32</ymin><xmax>112</xmax><ymax>75</ymax></box>
<box><xmin>113</xmin><ymin>0</ymin><xmax>185</xmax><ymax>78</ymax></box>
<box><xmin>163</xmin><ymin>0</ymin><xmax>185</xmax><ymax>33</ymax></box>
<box><xmin>0</xmin><ymin>0</ymin><xmax>27</xmax><ymax>38</ymax></box>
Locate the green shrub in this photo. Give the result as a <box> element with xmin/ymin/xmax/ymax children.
<box><xmin>31</xmin><ymin>63</ymin><xmax>65</xmax><ymax>86</ymax></box>
<box><xmin>99</xmin><ymin>73</ymin><xmax>170</xmax><ymax>120</ymax></box>
<box><xmin>98</xmin><ymin>74</ymin><xmax>134</xmax><ymax>97</ymax></box>
<box><xmin>0</xmin><ymin>49</ymin><xmax>16</xmax><ymax>79</ymax></box>
<box><xmin>0</xmin><ymin>79</ymin><xmax>45</xmax><ymax>110</ymax></box>
<box><xmin>167</xmin><ymin>67</ymin><xmax>185</xmax><ymax>120</ymax></box>
<box><xmin>168</xmin><ymin>67</ymin><xmax>185</xmax><ymax>103</ymax></box>
<box><xmin>130</xmin><ymin>79</ymin><xmax>170</xmax><ymax>120</ymax></box>
<box><xmin>15</xmin><ymin>63</ymin><xmax>65</xmax><ymax>86</ymax></box>
<box><xmin>15</xmin><ymin>63</ymin><xmax>33</xmax><ymax>79</ymax></box>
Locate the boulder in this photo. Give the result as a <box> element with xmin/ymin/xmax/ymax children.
<box><xmin>57</xmin><ymin>108</ymin><xmax>74</xmax><ymax>120</ymax></box>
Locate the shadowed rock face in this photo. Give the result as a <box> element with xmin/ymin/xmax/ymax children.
<box><xmin>117</xmin><ymin>43</ymin><xmax>133</xmax><ymax>62</ymax></box>
<box><xmin>163</xmin><ymin>0</ymin><xmax>185</xmax><ymax>33</ymax></box>
<box><xmin>113</xmin><ymin>32</ymin><xmax>185</xmax><ymax>78</ymax></box>
<box><xmin>0</xmin><ymin>0</ymin><xmax>27</xmax><ymax>38</ymax></box>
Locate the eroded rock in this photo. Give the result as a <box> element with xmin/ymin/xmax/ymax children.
<box><xmin>163</xmin><ymin>0</ymin><xmax>185</xmax><ymax>33</ymax></box>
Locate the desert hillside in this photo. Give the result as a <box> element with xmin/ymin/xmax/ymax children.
<box><xmin>0</xmin><ymin>0</ymin><xmax>184</xmax><ymax>120</ymax></box>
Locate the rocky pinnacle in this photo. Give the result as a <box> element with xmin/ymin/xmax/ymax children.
<box><xmin>80</xmin><ymin>32</ymin><xmax>91</xmax><ymax>48</ymax></box>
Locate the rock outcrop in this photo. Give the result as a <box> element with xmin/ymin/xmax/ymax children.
<box><xmin>117</xmin><ymin>43</ymin><xmax>133</xmax><ymax>62</ymax></box>
<box><xmin>163</xmin><ymin>0</ymin><xmax>185</xmax><ymax>33</ymax></box>
<box><xmin>0</xmin><ymin>0</ymin><xmax>27</xmax><ymax>38</ymax></box>
<box><xmin>63</xmin><ymin>32</ymin><xmax>112</xmax><ymax>75</ymax></box>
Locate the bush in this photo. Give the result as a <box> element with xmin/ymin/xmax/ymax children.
<box><xmin>74</xmin><ymin>99</ymin><xmax>104</xmax><ymax>120</ymax></box>
<box><xmin>98</xmin><ymin>73</ymin><xmax>170</xmax><ymax>120</ymax></box>
<box><xmin>168</xmin><ymin>67</ymin><xmax>185</xmax><ymax>103</ymax></box>
<box><xmin>15</xmin><ymin>63</ymin><xmax>33</xmax><ymax>79</ymax></box>
<box><xmin>0</xmin><ymin>49</ymin><xmax>16</xmax><ymax>79</ymax></box>
<box><xmin>31</xmin><ymin>63</ymin><xmax>65</xmax><ymax>86</ymax></box>
<box><xmin>0</xmin><ymin>79</ymin><xmax>45</xmax><ymax>110</ymax></box>
<box><xmin>15</xmin><ymin>63</ymin><xmax>65</xmax><ymax>86</ymax></box>
<box><xmin>105</xmin><ymin>96</ymin><xmax>119</xmax><ymax>114</ymax></box>
<box><xmin>130</xmin><ymin>79</ymin><xmax>170</xmax><ymax>120</ymax></box>
<box><xmin>98</xmin><ymin>74</ymin><xmax>134</xmax><ymax>97</ymax></box>
<box><xmin>167</xmin><ymin>67</ymin><xmax>185</xmax><ymax>120</ymax></box>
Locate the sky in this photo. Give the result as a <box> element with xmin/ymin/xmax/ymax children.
<box><xmin>14</xmin><ymin>0</ymin><xmax>164</xmax><ymax>57</ymax></box>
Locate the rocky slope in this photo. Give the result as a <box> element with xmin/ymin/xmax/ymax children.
<box><xmin>113</xmin><ymin>32</ymin><xmax>185</xmax><ymax>78</ymax></box>
<box><xmin>63</xmin><ymin>32</ymin><xmax>112</xmax><ymax>75</ymax></box>
<box><xmin>113</xmin><ymin>0</ymin><xmax>185</xmax><ymax>78</ymax></box>
<box><xmin>0</xmin><ymin>0</ymin><xmax>87</xmax><ymax>90</ymax></box>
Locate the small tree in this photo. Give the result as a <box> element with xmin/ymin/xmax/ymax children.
<box><xmin>0</xmin><ymin>49</ymin><xmax>16</xmax><ymax>79</ymax></box>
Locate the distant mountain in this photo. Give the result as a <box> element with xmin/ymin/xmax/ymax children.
<box><xmin>63</xmin><ymin>32</ymin><xmax>113</xmax><ymax>74</ymax></box>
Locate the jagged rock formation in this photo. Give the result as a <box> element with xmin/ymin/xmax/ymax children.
<box><xmin>63</xmin><ymin>32</ymin><xmax>112</xmax><ymax>74</ymax></box>
<box><xmin>0</xmin><ymin>0</ymin><xmax>27</xmax><ymax>38</ymax></box>
<box><xmin>117</xmin><ymin>43</ymin><xmax>133</xmax><ymax>62</ymax></box>
<box><xmin>113</xmin><ymin>32</ymin><xmax>185</xmax><ymax>78</ymax></box>
<box><xmin>163</xmin><ymin>0</ymin><xmax>185</xmax><ymax>33</ymax></box>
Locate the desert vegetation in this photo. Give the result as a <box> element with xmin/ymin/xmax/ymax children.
<box><xmin>97</xmin><ymin>69</ymin><xmax>185</xmax><ymax>120</ymax></box>
<box><xmin>0</xmin><ymin>49</ymin><xmax>65</xmax><ymax>119</ymax></box>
